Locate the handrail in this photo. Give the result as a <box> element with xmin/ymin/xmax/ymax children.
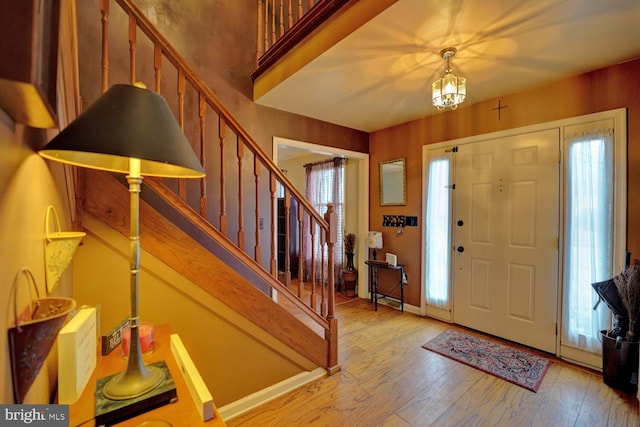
<box><xmin>97</xmin><ymin>0</ymin><xmax>339</xmax><ymax>371</ymax></box>
<box><xmin>144</xmin><ymin>177</ymin><xmax>330</xmax><ymax>330</ymax></box>
<box><xmin>111</xmin><ymin>0</ymin><xmax>328</xmax><ymax>231</ymax></box>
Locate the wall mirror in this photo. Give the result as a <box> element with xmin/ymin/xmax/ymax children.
<box><xmin>380</xmin><ymin>158</ymin><xmax>406</xmax><ymax>206</ymax></box>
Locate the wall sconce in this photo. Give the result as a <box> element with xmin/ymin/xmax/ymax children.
<box><xmin>44</xmin><ymin>205</ymin><xmax>85</xmax><ymax>292</ymax></box>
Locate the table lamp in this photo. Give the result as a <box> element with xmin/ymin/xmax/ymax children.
<box><xmin>367</xmin><ymin>231</ymin><xmax>383</xmax><ymax>260</ymax></box>
<box><xmin>39</xmin><ymin>84</ymin><xmax>205</xmax><ymax>402</ymax></box>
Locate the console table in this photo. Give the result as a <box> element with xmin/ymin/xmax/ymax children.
<box><xmin>365</xmin><ymin>260</ymin><xmax>407</xmax><ymax>312</ymax></box>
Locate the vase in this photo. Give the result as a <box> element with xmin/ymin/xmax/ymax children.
<box><xmin>343</xmin><ymin>252</ymin><xmax>357</xmax><ymax>297</ymax></box>
<box><xmin>346</xmin><ymin>252</ymin><xmax>355</xmax><ymax>270</ymax></box>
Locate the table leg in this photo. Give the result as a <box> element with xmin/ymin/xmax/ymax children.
<box><xmin>373</xmin><ymin>267</ymin><xmax>378</xmax><ymax>311</ymax></box>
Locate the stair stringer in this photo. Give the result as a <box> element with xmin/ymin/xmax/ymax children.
<box><xmin>76</xmin><ymin>212</ymin><xmax>325</xmax><ymax>407</ymax></box>
<box><xmin>81</xmin><ymin>169</ymin><xmax>330</xmax><ymax>365</ymax></box>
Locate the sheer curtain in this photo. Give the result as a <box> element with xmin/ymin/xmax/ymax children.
<box><xmin>562</xmin><ymin>128</ymin><xmax>614</xmax><ymax>353</ymax></box>
<box><xmin>425</xmin><ymin>156</ymin><xmax>452</xmax><ymax>309</ymax></box>
<box><xmin>303</xmin><ymin>158</ymin><xmax>345</xmax><ymax>284</ymax></box>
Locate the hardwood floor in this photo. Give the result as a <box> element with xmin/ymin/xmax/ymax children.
<box><xmin>228</xmin><ymin>298</ymin><xmax>639</xmax><ymax>427</ymax></box>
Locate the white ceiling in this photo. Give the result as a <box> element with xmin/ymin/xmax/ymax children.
<box><xmin>255</xmin><ymin>0</ymin><xmax>640</xmax><ymax>132</ymax></box>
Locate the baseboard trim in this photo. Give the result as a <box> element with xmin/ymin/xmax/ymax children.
<box><xmin>218</xmin><ymin>367</ymin><xmax>326</xmax><ymax>421</ymax></box>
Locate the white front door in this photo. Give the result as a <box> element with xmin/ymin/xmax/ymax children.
<box><xmin>452</xmin><ymin>129</ymin><xmax>559</xmax><ymax>353</ymax></box>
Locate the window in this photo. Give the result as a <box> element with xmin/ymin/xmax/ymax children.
<box><xmin>562</xmin><ymin>127</ymin><xmax>614</xmax><ymax>353</ymax></box>
<box><xmin>425</xmin><ymin>155</ymin><xmax>452</xmax><ymax>311</ymax></box>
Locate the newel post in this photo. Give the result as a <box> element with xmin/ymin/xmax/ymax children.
<box><xmin>324</xmin><ymin>203</ymin><xmax>336</xmax><ymax>318</ymax></box>
<box><xmin>324</xmin><ymin>203</ymin><xmax>340</xmax><ymax>372</ymax></box>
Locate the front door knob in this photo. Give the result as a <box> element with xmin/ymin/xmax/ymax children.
<box><xmin>457</xmin><ymin>246</ymin><xmax>464</xmax><ymax>253</ymax></box>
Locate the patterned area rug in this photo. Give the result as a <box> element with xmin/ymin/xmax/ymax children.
<box><xmin>422</xmin><ymin>328</ymin><xmax>550</xmax><ymax>392</ymax></box>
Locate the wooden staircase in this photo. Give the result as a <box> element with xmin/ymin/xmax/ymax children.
<box><xmin>75</xmin><ymin>0</ymin><xmax>340</xmax><ymax>375</ymax></box>
<box><xmin>83</xmin><ymin>169</ymin><xmax>331</xmax><ymax>367</ymax></box>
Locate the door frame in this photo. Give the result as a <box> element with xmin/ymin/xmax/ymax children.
<box><xmin>421</xmin><ymin>108</ymin><xmax>626</xmax><ymax>362</ymax></box>
<box><xmin>273</xmin><ymin>136</ymin><xmax>370</xmax><ymax>298</ymax></box>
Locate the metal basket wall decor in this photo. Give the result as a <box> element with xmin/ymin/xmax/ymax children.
<box><xmin>44</xmin><ymin>205</ymin><xmax>85</xmax><ymax>292</ymax></box>
<box><xmin>7</xmin><ymin>268</ymin><xmax>76</xmax><ymax>403</ymax></box>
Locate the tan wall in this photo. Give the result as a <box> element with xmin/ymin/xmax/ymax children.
<box><xmin>0</xmin><ymin>117</ymin><xmax>75</xmax><ymax>403</ymax></box>
<box><xmin>345</xmin><ymin>158</ymin><xmax>360</xmax><ymax>242</ymax></box>
<box><xmin>369</xmin><ymin>58</ymin><xmax>640</xmax><ymax>308</ymax></box>
<box><xmin>0</xmin><ymin>0</ymin><xmax>80</xmax><ymax>403</ymax></box>
<box><xmin>277</xmin><ymin>154</ymin><xmax>321</xmax><ymax>194</ymax></box>
<box><xmin>73</xmin><ymin>215</ymin><xmax>315</xmax><ymax>406</ymax></box>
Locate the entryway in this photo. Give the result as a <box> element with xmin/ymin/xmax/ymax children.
<box><xmin>422</xmin><ymin>109</ymin><xmax>627</xmax><ymax>367</ymax></box>
<box><xmin>272</xmin><ymin>136</ymin><xmax>370</xmax><ymax>297</ymax></box>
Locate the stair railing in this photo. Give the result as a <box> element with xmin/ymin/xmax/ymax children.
<box><xmin>94</xmin><ymin>0</ymin><xmax>338</xmax><ymax>371</ymax></box>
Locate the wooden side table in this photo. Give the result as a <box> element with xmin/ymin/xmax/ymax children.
<box><xmin>69</xmin><ymin>324</ymin><xmax>226</xmax><ymax>426</ymax></box>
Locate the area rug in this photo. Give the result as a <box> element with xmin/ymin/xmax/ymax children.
<box><xmin>422</xmin><ymin>329</ymin><xmax>550</xmax><ymax>392</ymax></box>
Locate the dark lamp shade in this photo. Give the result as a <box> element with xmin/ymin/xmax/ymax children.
<box><xmin>39</xmin><ymin>84</ymin><xmax>205</xmax><ymax>178</ymax></box>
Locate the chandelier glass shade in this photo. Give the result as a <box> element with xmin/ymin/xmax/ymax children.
<box><xmin>432</xmin><ymin>47</ymin><xmax>466</xmax><ymax>110</ymax></box>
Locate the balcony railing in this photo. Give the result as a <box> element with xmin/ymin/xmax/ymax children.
<box><xmin>254</xmin><ymin>0</ymin><xmax>350</xmax><ymax>79</ymax></box>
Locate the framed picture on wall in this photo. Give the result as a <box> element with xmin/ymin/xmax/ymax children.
<box><xmin>0</xmin><ymin>0</ymin><xmax>60</xmax><ymax>129</ymax></box>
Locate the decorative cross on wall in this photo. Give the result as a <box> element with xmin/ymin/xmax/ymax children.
<box><xmin>492</xmin><ymin>99</ymin><xmax>508</xmax><ymax>121</ymax></box>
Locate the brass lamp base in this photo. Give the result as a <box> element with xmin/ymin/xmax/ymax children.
<box><xmin>103</xmin><ymin>364</ymin><xmax>164</xmax><ymax>400</ymax></box>
<box><xmin>96</xmin><ymin>360</ymin><xmax>176</xmax><ymax>426</ymax></box>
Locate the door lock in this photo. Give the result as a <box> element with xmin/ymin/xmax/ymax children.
<box><xmin>457</xmin><ymin>246</ymin><xmax>465</xmax><ymax>253</ymax></box>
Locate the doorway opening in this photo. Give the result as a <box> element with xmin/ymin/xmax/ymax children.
<box><xmin>273</xmin><ymin>136</ymin><xmax>370</xmax><ymax>297</ymax></box>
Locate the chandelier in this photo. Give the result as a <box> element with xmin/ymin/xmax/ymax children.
<box><xmin>432</xmin><ymin>47</ymin><xmax>466</xmax><ymax>110</ymax></box>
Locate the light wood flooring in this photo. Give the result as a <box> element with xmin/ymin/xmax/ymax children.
<box><xmin>228</xmin><ymin>297</ymin><xmax>639</xmax><ymax>427</ymax></box>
